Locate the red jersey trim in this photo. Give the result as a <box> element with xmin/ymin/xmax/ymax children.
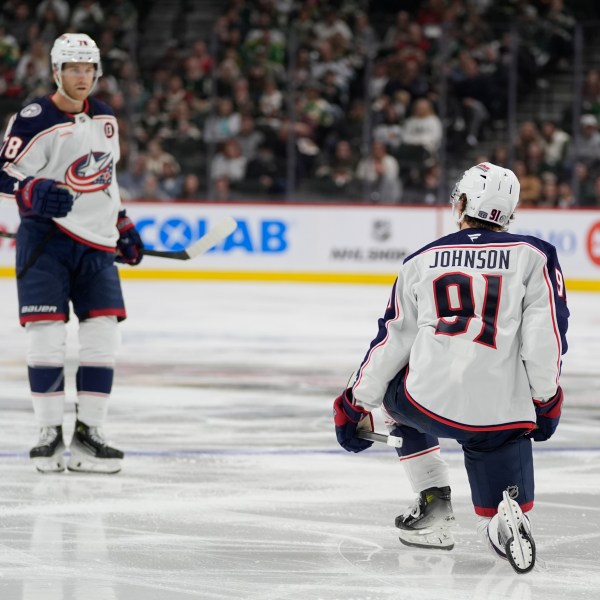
<box><xmin>475</xmin><ymin>500</ymin><xmax>534</xmax><ymax>517</ymax></box>
<box><xmin>20</xmin><ymin>313</ymin><xmax>66</xmax><ymax>325</ymax></box>
<box><xmin>88</xmin><ymin>309</ymin><xmax>127</xmax><ymax>318</ymax></box>
<box><xmin>403</xmin><ymin>370</ymin><xmax>536</xmax><ymax>432</ymax></box>
<box><xmin>399</xmin><ymin>446</ymin><xmax>441</xmax><ymax>461</ymax></box>
<box><xmin>55</xmin><ymin>224</ymin><xmax>115</xmax><ymax>252</ymax></box>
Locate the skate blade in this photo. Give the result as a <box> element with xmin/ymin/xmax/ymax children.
<box><xmin>31</xmin><ymin>454</ymin><xmax>66</xmax><ymax>473</ymax></box>
<box><xmin>67</xmin><ymin>451</ymin><xmax>122</xmax><ymax>474</ymax></box>
<box><xmin>398</xmin><ymin>527</ymin><xmax>455</xmax><ymax>550</ymax></box>
<box><xmin>500</xmin><ymin>492</ymin><xmax>536</xmax><ymax>574</ymax></box>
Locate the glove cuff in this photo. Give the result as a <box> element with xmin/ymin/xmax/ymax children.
<box><xmin>341</xmin><ymin>388</ymin><xmax>370</xmax><ymax>423</ymax></box>
<box><xmin>534</xmin><ymin>386</ymin><xmax>563</xmax><ymax>418</ymax></box>
<box><xmin>117</xmin><ymin>210</ymin><xmax>134</xmax><ymax>233</ymax></box>
<box><xmin>15</xmin><ymin>176</ymin><xmax>38</xmax><ymax>210</ymax></box>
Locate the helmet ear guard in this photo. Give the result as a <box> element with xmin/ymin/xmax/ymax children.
<box><xmin>51</xmin><ymin>33</ymin><xmax>102</xmax><ymax>93</ymax></box>
<box><xmin>450</xmin><ymin>162</ymin><xmax>520</xmax><ymax>230</ymax></box>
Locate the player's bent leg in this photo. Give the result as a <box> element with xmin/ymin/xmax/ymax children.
<box><xmin>25</xmin><ymin>321</ymin><xmax>68</xmax><ymax>473</ymax></box>
<box><xmin>67</xmin><ymin>316</ymin><xmax>123</xmax><ymax>474</ymax></box>
<box><xmin>396</xmin><ymin>486</ymin><xmax>456</xmax><ymax>550</ymax></box>
<box><xmin>480</xmin><ymin>492</ymin><xmax>535</xmax><ymax>574</ymax></box>
<box><xmin>389</xmin><ymin>424</ymin><xmax>456</xmax><ymax>549</ymax></box>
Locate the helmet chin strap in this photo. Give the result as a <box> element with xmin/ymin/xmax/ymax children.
<box><xmin>57</xmin><ymin>85</ymin><xmax>81</xmax><ymax>104</ymax></box>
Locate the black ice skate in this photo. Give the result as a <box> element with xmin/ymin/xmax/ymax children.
<box><xmin>495</xmin><ymin>490</ymin><xmax>536</xmax><ymax>574</ymax></box>
<box><xmin>395</xmin><ymin>486</ymin><xmax>456</xmax><ymax>550</ymax></box>
<box><xmin>67</xmin><ymin>420</ymin><xmax>123</xmax><ymax>474</ymax></box>
<box><xmin>30</xmin><ymin>425</ymin><xmax>66</xmax><ymax>473</ymax></box>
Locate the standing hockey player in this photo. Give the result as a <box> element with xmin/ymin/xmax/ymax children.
<box><xmin>0</xmin><ymin>33</ymin><xmax>144</xmax><ymax>473</ymax></box>
<box><xmin>333</xmin><ymin>162</ymin><xmax>569</xmax><ymax>573</ymax></box>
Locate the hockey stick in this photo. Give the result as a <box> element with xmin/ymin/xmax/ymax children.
<box><xmin>356</xmin><ymin>430</ymin><xmax>403</xmax><ymax>448</ymax></box>
<box><xmin>0</xmin><ymin>216</ymin><xmax>238</xmax><ymax>261</ymax></box>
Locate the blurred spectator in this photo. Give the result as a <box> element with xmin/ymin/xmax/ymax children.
<box><xmin>401</xmin><ymin>97</ymin><xmax>443</xmax><ymax>155</ymax></box>
<box><xmin>14</xmin><ymin>39</ymin><xmax>50</xmax><ymax>100</ymax></box>
<box><xmin>314</xmin><ymin>139</ymin><xmax>357</xmax><ymax>196</ymax></box>
<box><xmin>161</xmin><ymin>74</ymin><xmax>190</xmax><ymax>119</ymax></box>
<box><xmin>70</xmin><ymin>0</ymin><xmax>104</xmax><ymax>38</ymax></box>
<box><xmin>523</xmin><ymin>141</ymin><xmax>553</xmax><ymax>178</ymax></box>
<box><xmin>159</xmin><ymin>160</ymin><xmax>183</xmax><ymax>199</ymax></box>
<box><xmin>352</xmin><ymin>12</ymin><xmax>377</xmax><ymax>58</ymax></box>
<box><xmin>139</xmin><ymin>173</ymin><xmax>171</xmax><ymax>201</ymax></box>
<box><xmin>118</xmin><ymin>154</ymin><xmax>147</xmax><ymax>200</ymax></box>
<box><xmin>566</xmin><ymin>114</ymin><xmax>600</xmax><ymax>169</ymax></box>
<box><xmin>356</xmin><ymin>140</ymin><xmax>402</xmax><ymax>203</ymax></box>
<box><xmin>514</xmin><ymin>120</ymin><xmax>542</xmax><ymax>162</ymax></box>
<box><xmin>450</xmin><ymin>53</ymin><xmax>495</xmax><ymax>147</ymax></box>
<box><xmin>491</xmin><ymin>143</ymin><xmax>509</xmax><ymax>167</ymax></box>
<box><xmin>235</xmin><ymin>115</ymin><xmax>264</xmax><ymax>160</ymax></box>
<box><xmin>369</xmin><ymin>61</ymin><xmax>389</xmax><ymax>99</ymax></box>
<box><xmin>135</xmin><ymin>96</ymin><xmax>169</xmax><ymax>146</ymax></box>
<box><xmin>374</xmin><ymin>103</ymin><xmax>404</xmax><ymax>152</ymax></box>
<box><xmin>311</xmin><ymin>39</ymin><xmax>353</xmax><ymax>93</ymax></box>
<box><xmin>384</xmin><ymin>59</ymin><xmax>430</xmax><ymax>102</ymax></box>
<box><xmin>581</xmin><ymin>68</ymin><xmax>600</xmax><ymax>118</ymax></box>
<box><xmin>538</xmin><ymin>175</ymin><xmax>560</xmax><ymax>207</ymax></box>
<box><xmin>145</xmin><ymin>138</ymin><xmax>182</xmax><ymax>183</ymax></box>
<box><xmin>35</xmin><ymin>0</ymin><xmax>70</xmax><ymax>25</ymax></box>
<box><xmin>0</xmin><ymin>22</ymin><xmax>20</xmax><ymax>97</ymax></box>
<box><xmin>513</xmin><ymin>160</ymin><xmax>542</xmax><ymax>206</ymax></box>
<box><xmin>313</xmin><ymin>9</ymin><xmax>352</xmax><ymax>44</ymax></box>
<box><xmin>231</xmin><ymin>77</ymin><xmax>254</xmax><ymax>115</ymax></box>
<box><xmin>8</xmin><ymin>2</ymin><xmax>33</xmax><ymax>48</ymax></box>
<box><xmin>587</xmin><ymin>176</ymin><xmax>600</xmax><ymax>207</ymax></box>
<box><xmin>557</xmin><ymin>180</ymin><xmax>576</xmax><ymax>208</ymax></box>
<box><xmin>239</xmin><ymin>143</ymin><xmax>286</xmax><ymax>196</ymax></box>
<box><xmin>178</xmin><ymin>174</ymin><xmax>204</xmax><ymax>201</ymax></box>
<box><xmin>204</xmin><ymin>97</ymin><xmax>241</xmax><ymax>144</ymax></box>
<box><xmin>290</xmin><ymin>5</ymin><xmax>315</xmax><ymax>48</ymax></box>
<box><xmin>540</xmin><ymin>119</ymin><xmax>570</xmax><ymax>169</ymax></box>
<box><xmin>382</xmin><ymin>10</ymin><xmax>411</xmax><ymax>52</ymax></box>
<box><xmin>210</xmin><ymin>138</ymin><xmax>247</xmax><ymax>199</ymax></box>
<box><xmin>258</xmin><ymin>77</ymin><xmax>283</xmax><ymax>119</ymax></box>
<box><xmin>37</xmin><ymin>4</ymin><xmax>63</xmax><ymax>46</ymax></box>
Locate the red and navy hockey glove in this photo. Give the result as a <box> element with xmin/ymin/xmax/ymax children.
<box><xmin>333</xmin><ymin>388</ymin><xmax>374</xmax><ymax>453</ymax></box>
<box><xmin>115</xmin><ymin>209</ymin><xmax>144</xmax><ymax>265</ymax></box>
<box><xmin>529</xmin><ymin>386</ymin><xmax>564</xmax><ymax>442</ymax></box>
<box><xmin>16</xmin><ymin>177</ymin><xmax>74</xmax><ymax>218</ymax></box>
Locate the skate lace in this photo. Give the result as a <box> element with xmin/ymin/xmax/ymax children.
<box><xmin>87</xmin><ymin>427</ymin><xmax>108</xmax><ymax>447</ymax></box>
<box><xmin>38</xmin><ymin>426</ymin><xmax>58</xmax><ymax>445</ymax></box>
<box><xmin>407</xmin><ymin>498</ymin><xmax>422</xmax><ymax>519</ymax></box>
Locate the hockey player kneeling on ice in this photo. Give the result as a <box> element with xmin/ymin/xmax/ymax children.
<box><xmin>333</xmin><ymin>162</ymin><xmax>569</xmax><ymax>574</ymax></box>
<box><xmin>0</xmin><ymin>34</ymin><xmax>145</xmax><ymax>474</ymax></box>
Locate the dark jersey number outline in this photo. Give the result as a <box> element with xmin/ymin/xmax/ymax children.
<box><xmin>433</xmin><ymin>272</ymin><xmax>502</xmax><ymax>349</ymax></box>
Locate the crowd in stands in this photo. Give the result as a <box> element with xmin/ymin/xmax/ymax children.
<box><xmin>2</xmin><ymin>0</ymin><xmax>600</xmax><ymax>206</ymax></box>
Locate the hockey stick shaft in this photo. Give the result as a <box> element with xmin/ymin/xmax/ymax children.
<box><xmin>356</xmin><ymin>430</ymin><xmax>403</xmax><ymax>448</ymax></box>
<box><xmin>0</xmin><ymin>216</ymin><xmax>238</xmax><ymax>261</ymax></box>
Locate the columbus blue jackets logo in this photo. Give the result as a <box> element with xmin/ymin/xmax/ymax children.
<box><xmin>65</xmin><ymin>151</ymin><xmax>113</xmax><ymax>195</ymax></box>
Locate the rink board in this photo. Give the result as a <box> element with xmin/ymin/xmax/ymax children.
<box><xmin>1</xmin><ymin>202</ymin><xmax>599</xmax><ymax>290</ymax></box>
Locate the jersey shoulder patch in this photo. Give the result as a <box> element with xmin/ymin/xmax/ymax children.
<box><xmin>19</xmin><ymin>103</ymin><xmax>43</xmax><ymax>118</ymax></box>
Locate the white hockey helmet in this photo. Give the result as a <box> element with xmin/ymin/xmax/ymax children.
<box><xmin>450</xmin><ymin>162</ymin><xmax>520</xmax><ymax>229</ymax></box>
<box><xmin>51</xmin><ymin>33</ymin><xmax>102</xmax><ymax>90</ymax></box>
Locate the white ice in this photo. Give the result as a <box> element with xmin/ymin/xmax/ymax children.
<box><xmin>0</xmin><ymin>277</ymin><xmax>599</xmax><ymax>600</ymax></box>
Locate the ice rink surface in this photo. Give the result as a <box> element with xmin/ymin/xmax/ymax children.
<box><xmin>0</xmin><ymin>276</ymin><xmax>599</xmax><ymax>600</ymax></box>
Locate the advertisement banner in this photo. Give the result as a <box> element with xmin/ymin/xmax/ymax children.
<box><xmin>1</xmin><ymin>201</ymin><xmax>599</xmax><ymax>288</ymax></box>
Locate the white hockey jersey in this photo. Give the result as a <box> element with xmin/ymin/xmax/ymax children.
<box><xmin>0</xmin><ymin>95</ymin><xmax>121</xmax><ymax>250</ymax></box>
<box><xmin>352</xmin><ymin>228</ymin><xmax>569</xmax><ymax>430</ymax></box>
